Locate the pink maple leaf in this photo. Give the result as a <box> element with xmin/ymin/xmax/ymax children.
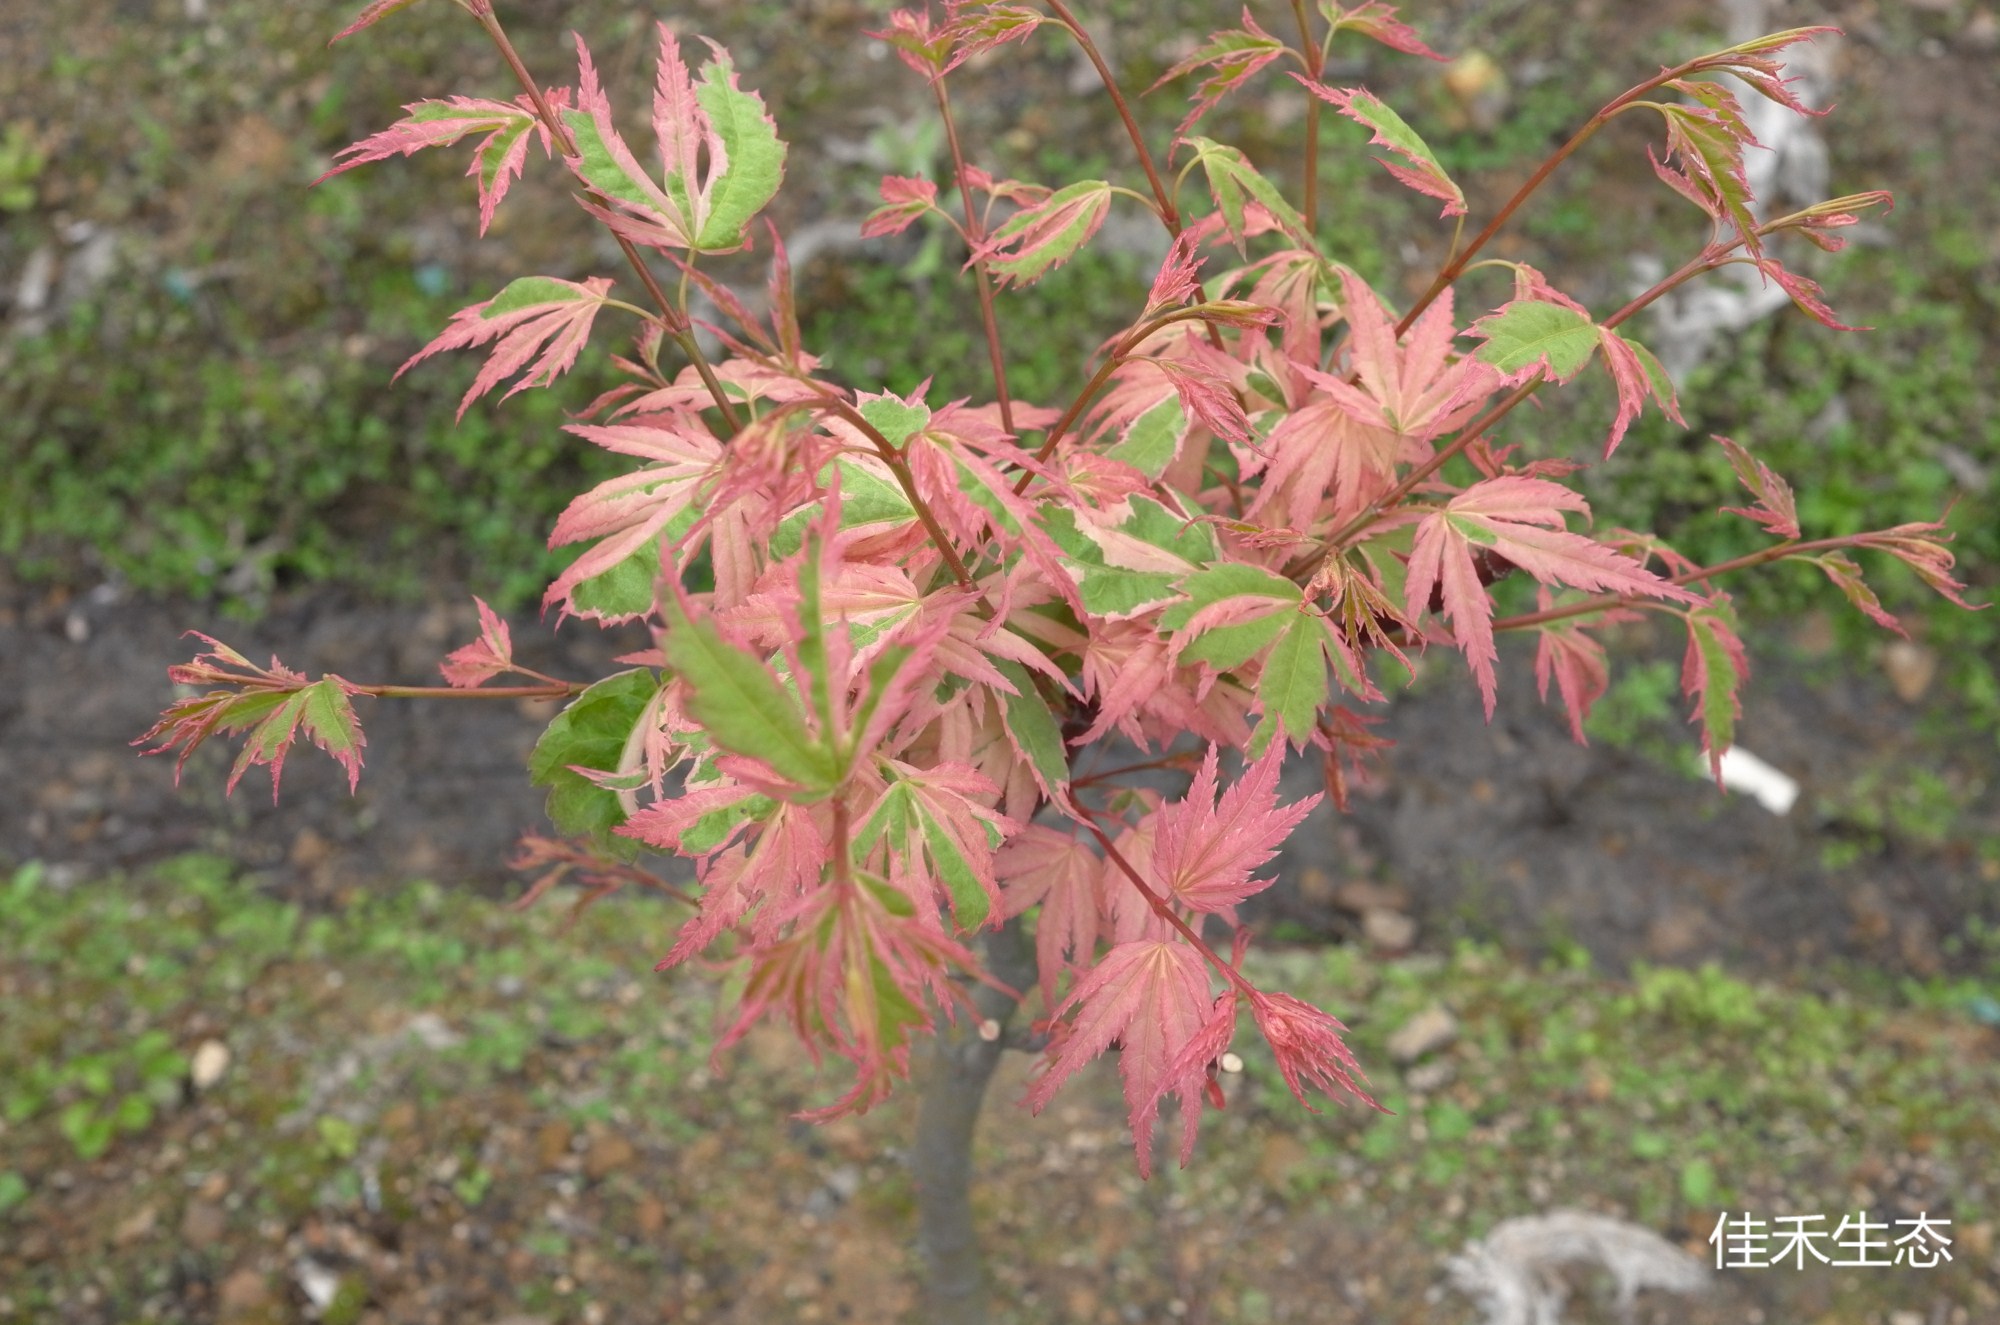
<box><xmin>1310</xmin><ymin>269</ymin><xmax>1495</xmax><ymax>441</ymax></box>
<box><xmin>997</xmin><ymin>825</ymin><xmax>1104</xmax><ymax>1010</ymax></box>
<box><xmin>1854</xmin><ymin>521</ymin><xmax>1982</xmax><ymax>613</ymax></box>
<box><xmin>542</xmin><ymin>415</ymin><xmax>722</xmax><ymax>620</ymax></box>
<box><xmin>1714</xmin><ymin>435</ymin><xmax>1801</xmax><ymax>540</ymax></box>
<box><xmin>136</xmin><ymin>635</ymin><xmax>366</xmax><ymax>800</ymax></box>
<box><xmin>1532</xmin><ymin>596</ymin><xmax>1626</xmax><ymax>744</ymax></box>
<box><xmin>562</xmin><ymin>29</ymin><xmax>785</xmax><ymax>255</ymax></box>
<box><xmin>1149</xmin><ymin>989</ymin><xmax>1242</xmax><ymax>1168</ymax></box>
<box><xmin>1755</xmin><ymin>256</ymin><xmax>1870</xmax><ymax>332</ymax></box>
<box><xmin>1597</xmin><ymin>329</ymin><xmax>1683</xmax><ymax>456</ymax></box>
<box><xmin>714</xmin><ymin>879</ymin><xmax>978</xmax><ymax>1121</ymax></box>
<box><xmin>1145</xmin><ymin>230</ymin><xmax>1206</xmax><ymax>311</ymax></box>
<box><xmin>399</xmin><ymin>275</ymin><xmax>614</xmax><ymax>419</ymax></box>
<box><xmin>1322</xmin><ymin>2</ymin><xmax>1446</xmax><ymax>60</ymax></box>
<box><xmin>936</xmin><ymin>3</ymin><xmax>1046</xmax><ymax>78</ymax></box>
<box><xmin>1025</xmin><ymin>938</ymin><xmax>1214</xmax><ymax>1177</ymax></box>
<box><xmin>439</xmin><ymin>596</ymin><xmax>517</xmax><ymax>688</ymax></box>
<box><xmin>314</xmin><ymin>92</ymin><xmax>566</xmax><ymax>234</ymax></box>
<box><xmin>862</xmin><ymin>174</ymin><xmax>940</xmax><ymax>238</ymax></box>
<box><xmin>1247</xmin><ymin>989</ymin><xmax>1378</xmax><ymax>1112</ymax></box>
<box><xmin>1405</xmin><ymin>477</ymin><xmax>1699</xmax><ymax>715</ymax></box>
<box><xmin>1295</xmin><ymin>81</ymin><xmax>1464</xmax><ymax>217</ymax></box>
<box><xmin>1145</xmin><ymin>9</ymin><xmax>1289</xmax><ymax>138</ymax></box>
<box><xmin>1147</xmin><ymin>745</ymin><xmax>1317</xmax><ymax>914</ymax></box>
<box><xmin>967</xmin><ymin>181</ymin><xmax>1113</xmax><ymax>287</ymax></box>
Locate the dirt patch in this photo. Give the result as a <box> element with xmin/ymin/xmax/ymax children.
<box><xmin>1267</xmin><ymin>624</ymin><xmax>2000</xmax><ymax>978</ymax></box>
<box><xmin>4</xmin><ymin>575</ymin><xmax>1993</xmax><ymax>979</ymax></box>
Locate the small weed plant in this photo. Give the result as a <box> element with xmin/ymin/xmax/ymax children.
<box><xmin>140</xmin><ymin>0</ymin><xmax>1977</xmax><ymax>1313</ymax></box>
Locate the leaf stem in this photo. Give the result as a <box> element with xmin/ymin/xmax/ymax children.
<box><xmin>1490</xmin><ymin>535</ymin><xmax>1858</xmax><ymax>634</ymax></box>
<box><xmin>1044</xmin><ymin>0</ymin><xmax>1180</xmax><ymax>235</ymax></box>
<box><xmin>831</xmin><ymin>794</ymin><xmax>854</xmax><ymax>889</ymax></box>
<box><xmin>932</xmin><ymin>78</ymin><xmax>1016</xmax><ymax>435</ymax></box>
<box><xmin>816</xmin><ymin>395</ymin><xmax>977</xmax><ymax>590</ymax></box>
<box><xmin>357</xmin><ymin>682</ymin><xmax>588</xmax><ymax>700</ymax></box>
<box><xmin>1288</xmin><ymin>0</ymin><xmax>1323</xmax><ymax>234</ymax></box>
<box><xmin>1071</xmin><ymin>753</ymin><xmax>1198</xmax><ymax>787</ymax></box>
<box><xmin>1071</xmin><ymin>801</ymin><xmax>1256</xmax><ymax>997</ymax></box>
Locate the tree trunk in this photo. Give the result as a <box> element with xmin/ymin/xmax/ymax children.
<box><xmin>910</xmin><ymin>918</ymin><xmax>1037</xmax><ymax>1325</ymax></box>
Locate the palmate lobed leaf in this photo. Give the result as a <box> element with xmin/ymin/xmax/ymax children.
<box><xmin>712</xmin><ymin>876</ymin><xmax>977</xmax><ymax>1121</ymax></box>
<box><xmin>870</xmin><ymin>7</ymin><xmax>954</xmax><ymax>79</ymax></box>
<box><xmin>1531</xmin><ymin>588</ymin><xmax>1633</xmax><ymax>744</ymax></box>
<box><xmin>1753</xmin><ymin>256</ymin><xmax>1870</xmax><ymax>332</ymax></box>
<box><xmin>1714</xmin><ymin>435</ymin><xmax>1801</xmax><ymax>540</ymax></box>
<box><xmin>936</xmin><ymin>3</ymin><xmax>1045</xmax><ymax>78</ymax></box>
<box><xmin>1318</xmin><ymin>1</ymin><xmax>1446</xmax><ymax>60</ymax></box>
<box><xmin>136</xmin><ymin>636</ymin><xmax>366</xmax><ymax>801</ymax></box>
<box><xmin>439</xmin><ymin>596</ymin><xmax>517</xmax><ymax>688</ymax></box>
<box><xmin>399</xmin><ymin>275</ymin><xmax>614</xmax><ymax>419</ymax></box>
<box><xmin>970</xmin><ymin>180</ymin><xmax>1114</xmax><ymax>287</ymax></box>
<box><xmin>1852</xmin><ymin>522</ymin><xmax>1982</xmax><ymax>613</ymax></box>
<box><xmin>1146</xmin><ymin>9</ymin><xmax>1289</xmax><ymax>138</ymax></box>
<box><xmin>1405</xmin><ymin>478</ymin><xmax>1700</xmax><ymax>715</ymax></box>
<box><xmin>563</xmin><ymin>28</ymin><xmax>786</xmax><ymax>255</ymax></box>
<box><xmin>315</xmin><ymin>92</ymin><xmax>566</xmax><ymax>234</ymax></box>
<box><xmin>1024</xmin><ymin>937</ymin><xmax>1214</xmax><ymax>1177</ymax></box>
<box><xmin>1245</xmin><ymin>988</ymin><xmax>1378</xmax><ymax>1114</ymax></box>
<box><xmin>1146</xmin><ymin>745</ymin><xmax>1317</xmax><ymax>914</ymax></box>
<box><xmin>1296</xmin><ymin>80</ymin><xmax>1465</xmax><ymax>217</ymax></box>
<box><xmin>1317</xmin><ymin>267</ymin><xmax>1492</xmax><ymax>443</ymax></box>
<box><xmin>997</xmin><ymin>824</ymin><xmax>1101</xmax><ymax>1009</ymax></box>
<box><xmin>861</xmin><ymin>174</ymin><xmax>939</xmax><ymax>239</ymax></box>
<box><xmin>1469</xmin><ymin>298</ymin><xmax>1680</xmax><ymax>454</ymax></box>
<box><xmin>1648</xmin><ymin>101</ymin><xmax>1761</xmax><ymax>256</ymax></box>
<box><xmin>1469</xmin><ymin>299</ymin><xmax>1601</xmax><ymax>382</ymax></box>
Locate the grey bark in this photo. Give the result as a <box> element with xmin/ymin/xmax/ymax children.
<box><xmin>910</xmin><ymin>917</ymin><xmax>1038</xmax><ymax>1325</ymax></box>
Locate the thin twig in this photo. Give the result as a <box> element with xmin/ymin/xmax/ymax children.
<box><xmin>1288</xmin><ymin>0</ymin><xmax>1323</xmax><ymax>234</ymax></box>
<box><xmin>933</xmin><ymin>78</ymin><xmax>1016</xmax><ymax>435</ymax></box>
<box><xmin>1044</xmin><ymin>0</ymin><xmax>1180</xmax><ymax>234</ymax></box>
<box><xmin>357</xmin><ymin>682</ymin><xmax>586</xmax><ymax>700</ymax></box>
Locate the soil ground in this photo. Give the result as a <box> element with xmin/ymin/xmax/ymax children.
<box><xmin>5</xmin><ymin>576</ymin><xmax>1993</xmax><ymax>977</ymax></box>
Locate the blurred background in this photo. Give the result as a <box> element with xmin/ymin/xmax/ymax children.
<box><xmin>0</xmin><ymin>1</ymin><xmax>1995</xmax><ymax>1321</ymax></box>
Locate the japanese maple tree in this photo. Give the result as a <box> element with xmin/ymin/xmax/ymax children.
<box><xmin>143</xmin><ymin>1</ymin><xmax>1975</xmax><ymax>1317</ymax></box>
